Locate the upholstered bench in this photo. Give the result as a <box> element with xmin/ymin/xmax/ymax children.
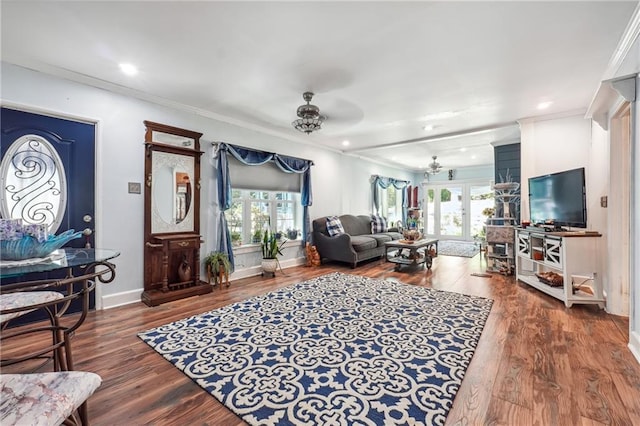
<box><xmin>0</xmin><ymin>371</ymin><xmax>102</xmax><ymax>425</ymax></box>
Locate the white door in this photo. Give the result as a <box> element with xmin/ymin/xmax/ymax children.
<box><xmin>424</xmin><ymin>181</ymin><xmax>493</xmax><ymax>241</ymax></box>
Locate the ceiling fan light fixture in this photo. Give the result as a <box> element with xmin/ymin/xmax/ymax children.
<box><xmin>426</xmin><ymin>155</ymin><xmax>443</xmax><ymax>175</ymax></box>
<box><xmin>292</xmin><ymin>91</ymin><xmax>324</xmax><ymax>134</ymax></box>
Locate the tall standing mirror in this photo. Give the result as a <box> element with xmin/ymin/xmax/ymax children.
<box><xmin>141</xmin><ymin>121</ymin><xmax>211</xmax><ymax>306</ymax></box>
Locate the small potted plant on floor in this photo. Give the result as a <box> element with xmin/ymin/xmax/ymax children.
<box><xmin>203</xmin><ymin>251</ymin><xmax>231</xmax><ymax>287</ymax></box>
<box><xmin>261</xmin><ymin>230</ymin><xmax>287</xmax><ymax>276</ymax></box>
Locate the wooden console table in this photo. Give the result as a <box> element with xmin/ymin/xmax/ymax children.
<box><xmin>515</xmin><ymin>228</ymin><xmax>604</xmax><ymax>308</ymax></box>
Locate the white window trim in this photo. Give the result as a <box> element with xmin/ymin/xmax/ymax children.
<box><xmin>231</xmin><ymin>189</ymin><xmax>302</xmax><ymax>247</ymax></box>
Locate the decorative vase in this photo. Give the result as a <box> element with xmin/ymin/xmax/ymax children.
<box><xmin>0</xmin><ymin>227</ymin><xmax>83</xmax><ymax>261</ymax></box>
<box><xmin>403</xmin><ymin>229</ymin><xmax>422</xmax><ymax>241</ymax></box>
<box><xmin>178</xmin><ymin>255</ymin><xmax>192</xmax><ymax>282</ymax></box>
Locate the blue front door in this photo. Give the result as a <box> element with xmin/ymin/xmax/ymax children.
<box><xmin>1</xmin><ymin>107</ymin><xmax>96</xmax><ymax>315</ymax></box>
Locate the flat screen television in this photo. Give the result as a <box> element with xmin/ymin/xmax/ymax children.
<box><xmin>528</xmin><ymin>167</ymin><xmax>587</xmax><ymax>229</ymax></box>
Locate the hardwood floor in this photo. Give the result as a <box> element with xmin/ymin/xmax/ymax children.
<box><xmin>3</xmin><ymin>253</ymin><xmax>640</xmax><ymax>425</ymax></box>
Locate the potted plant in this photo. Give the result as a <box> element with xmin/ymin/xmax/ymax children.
<box><xmin>261</xmin><ymin>229</ymin><xmax>287</xmax><ymax>276</ymax></box>
<box><xmin>286</xmin><ymin>228</ymin><xmax>299</xmax><ymax>240</ymax></box>
<box><xmin>203</xmin><ymin>251</ymin><xmax>231</xmax><ymax>287</ymax></box>
<box><xmin>252</xmin><ymin>229</ymin><xmax>263</xmax><ymax>244</ymax></box>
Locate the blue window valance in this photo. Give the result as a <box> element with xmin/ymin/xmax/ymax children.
<box><xmin>215</xmin><ymin>143</ymin><xmax>314</xmax><ymax>271</ymax></box>
<box><xmin>371</xmin><ymin>175</ymin><xmax>410</xmax><ymax>224</ymax></box>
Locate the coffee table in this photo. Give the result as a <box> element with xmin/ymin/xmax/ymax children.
<box><xmin>385</xmin><ymin>238</ymin><xmax>439</xmax><ymax>271</ymax></box>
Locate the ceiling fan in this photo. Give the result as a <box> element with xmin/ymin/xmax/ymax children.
<box><xmin>426</xmin><ymin>156</ymin><xmax>443</xmax><ymax>175</ymax></box>
<box><xmin>291</xmin><ymin>92</ymin><xmax>324</xmax><ymax>134</ymax></box>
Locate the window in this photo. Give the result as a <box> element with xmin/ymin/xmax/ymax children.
<box><xmin>229</xmin><ymin>189</ymin><xmax>302</xmax><ymax>246</ymax></box>
<box><xmin>378</xmin><ymin>186</ymin><xmax>403</xmax><ymax>224</ymax></box>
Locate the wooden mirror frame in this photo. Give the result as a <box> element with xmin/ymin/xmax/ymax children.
<box><xmin>142</xmin><ymin>121</ymin><xmax>211</xmax><ymax>306</ymax></box>
<box><xmin>143</xmin><ymin>121</ymin><xmax>202</xmax><ymax>237</ymax></box>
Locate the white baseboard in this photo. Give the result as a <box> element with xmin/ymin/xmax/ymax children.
<box><xmin>229</xmin><ymin>257</ymin><xmax>306</xmax><ymax>281</ymax></box>
<box><xmin>102</xmin><ymin>288</ymin><xmax>143</xmax><ymax>310</ymax></box>
<box><xmin>100</xmin><ymin>257</ymin><xmax>307</xmax><ymax>310</ymax></box>
<box><xmin>630</xmin><ymin>330</ymin><xmax>640</xmax><ymax>364</ymax></box>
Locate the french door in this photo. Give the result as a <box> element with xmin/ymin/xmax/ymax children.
<box><xmin>424</xmin><ymin>181</ymin><xmax>494</xmax><ymax>241</ymax></box>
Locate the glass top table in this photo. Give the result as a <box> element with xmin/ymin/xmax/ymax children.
<box><xmin>1</xmin><ymin>248</ymin><xmax>120</xmax><ymax>372</ymax></box>
<box><xmin>0</xmin><ymin>248</ymin><xmax>120</xmax><ymax>279</ymax></box>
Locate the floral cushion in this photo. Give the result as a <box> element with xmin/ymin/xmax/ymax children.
<box><xmin>0</xmin><ymin>372</ymin><xmax>102</xmax><ymax>426</ymax></box>
<box><xmin>371</xmin><ymin>215</ymin><xmax>388</xmax><ymax>233</ymax></box>
<box><xmin>0</xmin><ymin>291</ymin><xmax>63</xmax><ymax>324</ymax></box>
<box><xmin>325</xmin><ymin>216</ymin><xmax>345</xmax><ymax>236</ymax></box>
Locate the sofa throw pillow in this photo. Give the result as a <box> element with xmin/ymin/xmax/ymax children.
<box><xmin>326</xmin><ymin>215</ymin><xmax>345</xmax><ymax>236</ymax></box>
<box><xmin>371</xmin><ymin>215</ymin><xmax>388</xmax><ymax>233</ymax></box>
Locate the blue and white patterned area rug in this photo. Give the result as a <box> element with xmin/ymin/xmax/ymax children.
<box><xmin>438</xmin><ymin>240</ymin><xmax>480</xmax><ymax>258</ymax></box>
<box><xmin>138</xmin><ymin>272</ymin><xmax>493</xmax><ymax>425</ymax></box>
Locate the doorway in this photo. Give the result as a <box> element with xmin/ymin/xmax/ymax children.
<box><xmin>1</xmin><ymin>106</ymin><xmax>97</xmax><ymax>316</ymax></box>
<box><xmin>424</xmin><ymin>181</ymin><xmax>494</xmax><ymax>241</ymax></box>
<box><xmin>608</xmin><ymin>102</ymin><xmax>631</xmax><ymax>317</ymax></box>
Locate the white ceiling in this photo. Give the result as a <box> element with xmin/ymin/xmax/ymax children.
<box><xmin>1</xmin><ymin>1</ymin><xmax>637</xmax><ymax>171</ymax></box>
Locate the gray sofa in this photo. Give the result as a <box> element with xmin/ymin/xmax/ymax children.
<box><xmin>312</xmin><ymin>214</ymin><xmax>402</xmax><ymax>268</ymax></box>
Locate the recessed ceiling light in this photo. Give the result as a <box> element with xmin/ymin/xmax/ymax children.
<box><xmin>392</xmin><ymin>156</ymin><xmax>398</xmax><ymax>161</ymax></box>
<box><xmin>472</xmin><ymin>155</ymin><xmax>477</xmax><ymax>159</ymax></box>
<box><xmin>423</xmin><ymin>124</ymin><xmax>434</xmax><ymax>131</ymax></box>
<box><xmin>342</xmin><ymin>140</ymin><xmax>350</xmax><ymax>146</ymax></box>
<box><xmin>537</xmin><ymin>101</ymin><xmax>552</xmax><ymax>110</ymax></box>
<box><xmin>119</xmin><ymin>63</ymin><xmax>138</xmax><ymax>76</ymax></box>
<box><xmin>421</xmin><ymin>111</ymin><xmax>460</xmax><ymax>121</ymax></box>
<box><xmin>460</xmin><ymin>147</ymin><xmax>467</xmax><ymax>152</ymax></box>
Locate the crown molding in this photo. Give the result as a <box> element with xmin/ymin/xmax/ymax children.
<box><xmin>517</xmin><ymin>109</ymin><xmax>587</xmax><ymax>125</ymax></box>
<box><xmin>2</xmin><ymin>60</ymin><xmax>344</xmax><ymax>156</ymax></box>
<box><xmin>490</xmin><ymin>138</ymin><xmax>520</xmax><ymax>148</ymax></box>
<box><xmin>601</xmin><ymin>2</ymin><xmax>640</xmax><ymax>81</ymax></box>
<box><xmin>585</xmin><ymin>3</ymin><xmax>640</xmax><ymax>130</ymax></box>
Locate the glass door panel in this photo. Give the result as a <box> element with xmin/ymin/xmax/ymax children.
<box><xmin>424</xmin><ymin>181</ymin><xmax>493</xmax><ymax>240</ymax></box>
<box><xmin>470</xmin><ymin>184</ymin><xmax>494</xmax><ymax>240</ymax></box>
<box><xmin>426</xmin><ymin>189</ymin><xmax>435</xmax><ymax>235</ymax></box>
<box><xmin>440</xmin><ymin>186</ymin><xmax>463</xmax><ymax>237</ymax></box>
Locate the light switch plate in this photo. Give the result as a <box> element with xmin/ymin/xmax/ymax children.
<box><xmin>600</xmin><ymin>196</ymin><xmax>607</xmax><ymax>208</ymax></box>
<box><xmin>128</xmin><ymin>182</ymin><xmax>141</xmax><ymax>194</ymax></box>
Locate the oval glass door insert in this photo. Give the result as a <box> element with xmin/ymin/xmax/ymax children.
<box><xmin>0</xmin><ymin>134</ymin><xmax>67</xmax><ymax>233</ymax></box>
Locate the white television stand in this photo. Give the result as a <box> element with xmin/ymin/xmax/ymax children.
<box><xmin>515</xmin><ymin>228</ymin><xmax>604</xmax><ymax>308</ymax></box>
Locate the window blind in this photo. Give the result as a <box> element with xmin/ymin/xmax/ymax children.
<box><xmin>229</xmin><ymin>158</ymin><xmax>301</xmax><ymax>192</ymax></box>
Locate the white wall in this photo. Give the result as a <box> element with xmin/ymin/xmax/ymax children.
<box><xmin>632</xmin><ymin>78</ymin><xmax>640</xmax><ymax>361</ymax></box>
<box><xmin>590</xmin><ymin>121</ymin><xmax>612</xmax><ymax>312</ymax></box>
<box><xmin>1</xmin><ymin>62</ymin><xmax>421</xmax><ymax>307</ymax></box>
<box><xmin>519</xmin><ymin>114</ymin><xmax>594</xmax><ymax>223</ymax></box>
